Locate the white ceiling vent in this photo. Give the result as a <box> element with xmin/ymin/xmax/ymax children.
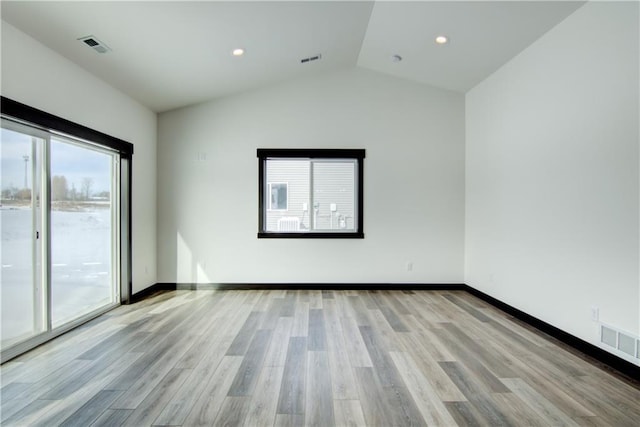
<box><xmin>300</xmin><ymin>54</ymin><xmax>322</xmax><ymax>64</ymax></box>
<box><xmin>78</xmin><ymin>36</ymin><xmax>111</xmax><ymax>54</ymax></box>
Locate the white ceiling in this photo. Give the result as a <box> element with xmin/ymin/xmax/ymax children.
<box><xmin>359</xmin><ymin>1</ymin><xmax>584</xmax><ymax>91</ymax></box>
<box><xmin>1</xmin><ymin>1</ymin><xmax>584</xmax><ymax>113</ymax></box>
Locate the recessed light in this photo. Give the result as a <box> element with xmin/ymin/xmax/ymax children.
<box><xmin>391</xmin><ymin>54</ymin><xmax>402</xmax><ymax>62</ymax></box>
<box><xmin>435</xmin><ymin>35</ymin><xmax>448</xmax><ymax>45</ymax></box>
<box><xmin>232</xmin><ymin>48</ymin><xmax>244</xmax><ymax>56</ymax></box>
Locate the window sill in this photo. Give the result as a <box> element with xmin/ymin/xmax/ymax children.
<box><xmin>258</xmin><ymin>232</ymin><xmax>364</xmax><ymax>239</ymax></box>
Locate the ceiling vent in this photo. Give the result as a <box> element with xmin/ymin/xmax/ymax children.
<box><xmin>300</xmin><ymin>54</ymin><xmax>322</xmax><ymax>64</ymax></box>
<box><xmin>78</xmin><ymin>36</ymin><xmax>111</xmax><ymax>54</ymax></box>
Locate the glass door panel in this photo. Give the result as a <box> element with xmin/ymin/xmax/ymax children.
<box><xmin>50</xmin><ymin>138</ymin><xmax>116</xmax><ymax>327</ymax></box>
<box><xmin>0</xmin><ymin>126</ymin><xmax>45</xmax><ymax>348</ymax></box>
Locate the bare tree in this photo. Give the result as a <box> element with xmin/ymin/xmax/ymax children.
<box><xmin>16</xmin><ymin>188</ymin><xmax>31</xmax><ymax>201</ymax></box>
<box><xmin>69</xmin><ymin>183</ymin><xmax>78</xmax><ymax>201</ymax></box>
<box><xmin>51</xmin><ymin>175</ymin><xmax>69</xmax><ymax>201</ymax></box>
<box><xmin>1</xmin><ymin>188</ymin><xmax>12</xmax><ymax>200</ymax></box>
<box><xmin>81</xmin><ymin>177</ymin><xmax>93</xmax><ymax>200</ymax></box>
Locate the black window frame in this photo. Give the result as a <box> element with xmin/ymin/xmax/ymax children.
<box><xmin>258</xmin><ymin>148</ymin><xmax>365</xmax><ymax>239</ymax></box>
<box><xmin>1</xmin><ymin>97</ymin><xmax>134</xmax><ymax>157</ymax></box>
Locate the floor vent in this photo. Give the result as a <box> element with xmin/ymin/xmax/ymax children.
<box><xmin>600</xmin><ymin>323</ymin><xmax>640</xmax><ymax>362</ymax></box>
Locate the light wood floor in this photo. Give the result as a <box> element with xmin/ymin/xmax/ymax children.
<box><xmin>1</xmin><ymin>290</ymin><xmax>639</xmax><ymax>426</ymax></box>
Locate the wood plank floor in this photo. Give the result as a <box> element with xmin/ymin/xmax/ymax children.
<box><xmin>1</xmin><ymin>289</ymin><xmax>639</xmax><ymax>426</ymax></box>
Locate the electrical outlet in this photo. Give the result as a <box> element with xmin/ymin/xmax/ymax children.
<box><xmin>591</xmin><ymin>306</ymin><xmax>599</xmax><ymax>322</ymax></box>
<box><xmin>406</xmin><ymin>261</ymin><xmax>413</xmax><ymax>272</ymax></box>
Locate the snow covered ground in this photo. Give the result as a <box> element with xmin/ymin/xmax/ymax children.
<box><xmin>1</xmin><ymin>206</ymin><xmax>114</xmax><ymax>347</ymax></box>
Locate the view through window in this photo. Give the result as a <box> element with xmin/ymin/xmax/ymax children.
<box><xmin>1</xmin><ymin>97</ymin><xmax>132</xmax><ymax>363</ymax></box>
<box><xmin>50</xmin><ymin>138</ymin><xmax>117</xmax><ymax>328</ymax></box>
<box><xmin>258</xmin><ymin>149</ymin><xmax>365</xmax><ymax>238</ymax></box>
<box><xmin>1</xmin><ymin>123</ymin><xmax>119</xmax><ymax>353</ymax></box>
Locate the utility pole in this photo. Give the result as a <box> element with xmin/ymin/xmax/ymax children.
<box><xmin>23</xmin><ymin>155</ymin><xmax>29</xmax><ymax>188</ymax></box>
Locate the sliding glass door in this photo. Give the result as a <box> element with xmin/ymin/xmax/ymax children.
<box><xmin>1</xmin><ymin>119</ymin><xmax>121</xmax><ymax>359</ymax></box>
<box><xmin>50</xmin><ymin>138</ymin><xmax>118</xmax><ymax>327</ymax></box>
<box><xmin>0</xmin><ymin>125</ymin><xmax>46</xmax><ymax>348</ymax></box>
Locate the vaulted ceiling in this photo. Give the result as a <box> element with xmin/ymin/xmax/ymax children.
<box><xmin>1</xmin><ymin>1</ymin><xmax>584</xmax><ymax>112</ymax></box>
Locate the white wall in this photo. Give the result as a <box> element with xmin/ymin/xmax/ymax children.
<box><xmin>158</xmin><ymin>67</ymin><xmax>464</xmax><ymax>284</ymax></box>
<box><xmin>1</xmin><ymin>22</ymin><xmax>157</xmax><ymax>293</ymax></box>
<box><xmin>466</xmin><ymin>0</ymin><xmax>639</xmax><ymax>352</ymax></box>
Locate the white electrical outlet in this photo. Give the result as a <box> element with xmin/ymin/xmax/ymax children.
<box><xmin>406</xmin><ymin>261</ymin><xmax>413</xmax><ymax>272</ymax></box>
<box><xmin>591</xmin><ymin>306</ymin><xmax>599</xmax><ymax>321</ymax></box>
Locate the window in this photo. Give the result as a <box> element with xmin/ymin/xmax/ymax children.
<box><xmin>258</xmin><ymin>149</ymin><xmax>365</xmax><ymax>238</ymax></box>
<box><xmin>268</xmin><ymin>183</ymin><xmax>288</xmax><ymax>210</ymax></box>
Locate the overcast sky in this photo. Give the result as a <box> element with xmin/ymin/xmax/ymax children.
<box><xmin>1</xmin><ymin>128</ymin><xmax>111</xmax><ymax>193</ymax></box>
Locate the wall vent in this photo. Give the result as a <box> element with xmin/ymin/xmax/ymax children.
<box><xmin>78</xmin><ymin>36</ymin><xmax>111</xmax><ymax>54</ymax></box>
<box><xmin>300</xmin><ymin>54</ymin><xmax>322</xmax><ymax>64</ymax></box>
<box><xmin>599</xmin><ymin>323</ymin><xmax>640</xmax><ymax>363</ymax></box>
<box><xmin>601</xmin><ymin>325</ymin><xmax>617</xmax><ymax>347</ymax></box>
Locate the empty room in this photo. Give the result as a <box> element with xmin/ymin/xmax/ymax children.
<box><xmin>1</xmin><ymin>0</ymin><xmax>639</xmax><ymax>426</ymax></box>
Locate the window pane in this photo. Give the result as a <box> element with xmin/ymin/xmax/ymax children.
<box><xmin>270</xmin><ymin>183</ymin><xmax>288</xmax><ymax>210</ymax></box>
<box><xmin>312</xmin><ymin>161</ymin><xmax>356</xmax><ymax>231</ymax></box>
<box><xmin>265</xmin><ymin>160</ymin><xmax>309</xmax><ymax>232</ymax></box>
<box><xmin>50</xmin><ymin>139</ymin><xmax>116</xmax><ymax>327</ymax></box>
<box><xmin>0</xmin><ymin>128</ymin><xmax>44</xmax><ymax>348</ymax></box>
